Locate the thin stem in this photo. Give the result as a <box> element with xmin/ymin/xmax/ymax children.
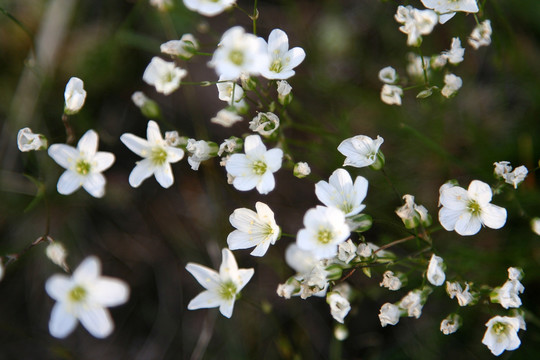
<box><xmin>417</xmin><ymin>47</ymin><xmax>429</xmax><ymax>87</ymax></box>
<box><xmin>252</xmin><ymin>0</ymin><xmax>259</xmax><ymax>35</ymax></box>
<box><xmin>61</xmin><ymin>113</ymin><xmax>76</xmax><ymax>145</ymax></box>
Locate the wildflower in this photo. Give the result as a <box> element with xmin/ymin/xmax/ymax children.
<box><xmin>17</xmin><ymin>127</ymin><xmax>47</xmax><ymax>152</ymax></box>
<box><xmin>160</xmin><ymin>34</ymin><xmax>199</xmax><ymax>59</ymax></box>
<box><xmin>469</xmin><ymin>20</ymin><xmax>492</xmax><ymax>49</ymax></box>
<box><xmin>407</xmin><ymin>52</ymin><xmax>431</xmax><ymax>79</ymax></box>
<box><xmin>446</xmin><ymin>281</ymin><xmax>475</xmax><ymax>306</ymax></box>
<box><xmin>249</xmin><ymin>112</ymin><xmax>280</xmax><ymax>137</ymax></box>
<box><xmin>185</xmin><ymin>248</ymin><xmax>254</xmax><ymax>318</ymax></box>
<box><xmin>48</xmin><ymin>130</ymin><xmax>115</xmax><ymax>198</ymax></box>
<box><xmin>380</xmin><ymin>84</ymin><xmax>403</xmax><ymax>105</ymax></box>
<box><xmin>293</xmin><ymin>162</ymin><xmax>311</xmax><ymax>178</ymax></box>
<box><xmin>45</xmin><ymin>256</ymin><xmax>129</xmax><ymax>338</ymax></box>
<box><xmin>442</xmin><ymin>37</ymin><xmax>465</xmax><ymax>65</ymax></box>
<box><xmin>327</xmin><ymin>291</ymin><xmax>351</xmax><ymax>324</ymax></box>
<box><xmin>378</xmin><ymin>66</ymin><xmax>398</xmax><ymax>84</ymax></box>
<box><xmin>482</xmin><ymin>316</ymin><xmax>522</xmax><ymax>356</ymax></box>
<box><xmin>379</xmin><ymin>303</ymin><xmax>401</xmax><ymax>327</ymax></box>
<box><xmin>395</xmin><ymin>194</ymin><xmax>432</xmax><ymax>229</ymax></box>
<box><xmin>420</xmin><ymin>0</ymin><xmax>478</xmax><ymax>24</ymax></box>
<box><xmin>338</xmin><ymin>135</ymin><xmax>385</xmax><ymax>169</ymax></box>
<box><xmin>505</xmin><ymin>166</ymin><xmax>528</xmax><ymax>189</ymax></box>
<box><xmin>260</xmin><ymin>29</ymin><xmax>306</xmax><ymax>80</ymax></box>
<box><xmin>209</xmin><ymin>26</ymin><xmax>269</xmax><ymax>79</ymax></box>
<box><xmin>120</xmin><ymin>120</ymin><xmax>185</xmax><ymax>188</ymax></box>
<box><xmin>315</xmin><ymin>168</ymin><xmax>368</xmax><ymax>217</ymax></box>
<box><xmin>211</xmin><ymin>109</ymin><xmax>243</xmax><ymax>127</ymax></box>
<box><xmin>493</xmin><ymin>161</ymin><xmax>512</xmax><ymax>178</ymax></box>
<box><xmin>438</xmin><ymin>180</ymin><xmax>507</xmax><ymax>236</ymax></box>
<box><xmin>380</xmin><ymin>271</ymin><xmax>405</xmax><ymax>291</ymax></box>
<box><xmin>491</xmin><ymin>268</ymin><xmax>525</xmax><ymax>309</ymax></box>
<box><xmin>186</xmin><ymin>139</ymin><xmax>218</xmax><ymax>170</ymax></box>
<box><xmin>64</xmin><ymin>77</ymin><xmax>87</xmax><ymax>115</ymax></box>
<box><xmin>142</xmin><ymin>57</ymin><xmax>187</xmax><ymax>95</ymax></box>
<box><xmin>227</xmin><ymin>201</ymin><xmax>280</xmax><ymax>257</ymax></box>
<box><xmin>182</xmin><ymin>0</ymin><xmax>236</xmax><ymax>17</ymax></box>
<box><xmin>334</xmin><ymin>324</ymin><xmax>349</xmax><ymax>341</ymax></box>
<box><xmin>395</xmin><ymin>6</ymin><xmax>438</xmax><ymax>47</ymax></box>
<box><xmin>225</xmin><ymin>134</ymin><xmax>283</xmax><ymax>194</ymax></box>
<box><xmin>296</xmin><ymin>206</ymin><xmax>350</xmax><ymax>259</ymax></box>
<box><xmin>399</xmin><ymin>289</ymin><xmax>424</xmax><ymax>318</ymax></box>
<box><xmin>441</xmin><ymin>73</ymin><xmax>462</xmax><ymax>98</ymax></box>
<box><xmin>216</xmin><ymin>77</ymin><xmax>246</xmax><ymax>109</ymax></box>
<box><xmin>165</xmin><ymin>131</ymin><xmax>187</xmax><ymax>147</ymax></box>
<box><xmin>440</xmin><ymin>314</ymin><xmax>462</xmax><ymax>335</ymax></box>
<box><xmin>426</xmin><ymin>254</ymin><xmax>445</xmax><ymax>286</ymax></box>
<box><xmin>218</xmin><ymin>136</ymin><xmax>242</xmax><ymax>156</ymax></box>
<box><xmin>337</xmin><ymin>240</ymin><xmax>357</xmax><ymax>264</ymax></box>
<box><xmin>277</xmin><ymin>80</ymin><xmax>293</xmax><ymax>105</ymax></box>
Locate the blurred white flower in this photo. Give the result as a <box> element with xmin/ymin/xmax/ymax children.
<box><xmin>120</xmin><ymin>120</ymin><xmax>184</xmax><ymax>188</ymax></box>
<box><xmin>420</xmin><ymin>0</ymin><xmax>478</xmax><ymax>24</ymax></box>
<box><xmin>225</xmin><ymin>134</ymin><xmax>283</xmax><ymax>194</ymax></box>
<box><xmin>48</xmin><ymin>130</ymin><xmax>115</xmax><ymax>198</ymax></box>
<box><xmin>64</xmin><ymin>77</ymin><xmax>87</xmax><ymax>115</ymax></box>
<box><xmin>380</xmin><ymin>271</ymin><xmax>404</xmax><ymax>291</ymax></box>
<box><xmin>482</xmin><ymin>316</ymin><xmax>522</xmax><ymax>356</ymax></box>
<box><xmin>380</xmin><ymin>84</ymin><xmax>403</xmax><ymax>105</ymax></box>
<box><xmin>160</xmin><ymin>34</ymin><xmax>199</xmax><ymax>59</ymax></box>
<box><xmin>505</xmin><ymin>166</ymin><xmax>528</xmax><ymax>189</ymax></box>
<box><xmin>446</xmin><ymin>281</ymin><xmax>474</xmax><ymax>306</ymax></box>
<box><xmin>183</xmin><ymin>0</ymin><xmax>236</xmax><ymax>17</ymax></box>
<box><xmin>378</xmin><ymin>66</ymin><xmax>398</xmax><ymax>84</ymax></box>
<box><xmin>441</xmin><ymin>73</ymin><xmax>462</xmax><ymax>98</ymax></box>
<box><xmin>315</xmin><ymin>168</ymin><xmax>368</xmax><ymax>217</ymax></box>
<box><xmin>426</xmin><ymin>254</ymin><xmax>445</xmax><ymax>286</ymax></box>
<box><xmin>327</xmin><ymin>292</ymin><xmax>351</xmax><ymax>324</ymax></box>
<box><xmin>438</xmin><ymin>180</ymin><xmax>507</xmax><ymax>236</ymax></box>
<box><xmin>186</xmin><ymin>139</ymin><xmax>217</xmax><ymax>170</ymax></box>
<box><xmin>395</xmin><ymin>6</ymin><xmax>438</xmax><ymax>47</ymax></box>
<box><xmin>165</xmin><ymin>130</ymin><xmax>187</xmax><ymax>147</ymax></box>
<box><xmin>186</xmin><ymin>248</ymin><xmax>254</xmax><ymax>318</ymax></box>
<box><xmin>440</xmin><ymin>314</ymin><xmax>462</xmax><ymax>335</ymax></box>
<box><xmin>399</xmin><ymin>289</ymin><xmax>424</xmax><ymax>318</ymax></box>
<box><xmin>337</xmin><ymin>240</ymin><xmax>357</xmax><ymax>264</ymax></box>
<box><xmin>217</xmin><ymin>77</ymin><xmax>246</xmax><ymax>109</ymax></box>
<box><xmin>296</xmin><ymin>206</ymin><xmax>350</xmax><ymax>259</ymax></box>
<box><xmin>227</xmin><ymin>201</ymin><xmax>280</xmax><ymax>257</ymax></box>
<box><xmin>143</xmin><ymin>57</ymin><xmax>187</xmax><ymax>95</ymax></box>
<box><xmin>211</xmin><ymin>109</ymin><xmax>243</xmax><ymax>127</ymax></box>
<box><xmin>45</xmin><ymin>256</ymin><xmax>129</xmax><ymax>338</ymax></box>
<box><xmin>277</xmin><ymin>80</ymin><xmax>292</xmax><ymax>96</ymax></box>
<box><xmin>407</xmin><ymin>52</ymin><xmax>431</xmax><ymax>79</ymax></box>
<box><xmin>46</xmin><ymin>242</ymin><xmax>69</xmax><ymax>272</ymax></box>
<box><xmin>469</xmin><ymin>20</ymin><xmax>492</xmax><ymax>49</ymax></box>
<box><xmin>293</xmin><ymin>161</ymin><xmax>311</xmax><ymax>178</ymax></box>
<box><xmin>494</xmin><ymin>161</ymin><xmax>512</xmax><ymax>178</ymax></box>
<box><xmin>379</xmin><ymin>303</ymin><xmax>401</xmax><ymax>327</ymax></box>
<box><xmin>338</xmin><ymin>135</ymin><xmax>384</xmax><ymax>169</ymax></box>
<box><xmin>492</xmin><ymin>277</ymin><xmax>524</xmax><ymax>309</ymax></box>
<box><xmin>249</xmin><ymin>112</ymin><xmax>280</xmax><ymax>136</ymax></box>
<box><xmin>260</xmin><ymin>29</ymin><xmax>306</xmax><ymax>80</ymax></box>
<box><xmin>218</xmin><ymin>137</ymin><xmax>242</xmax><ymax>156</ymax></box>
<box><xmin>17</xmin><ymin>127</ymin><xmax>47</xmax><ymax>152</ymax></box>
<box><xmin>442</xmin><ymin>37</ymin><xmax>465</xmax><ymax>64</ymax></box>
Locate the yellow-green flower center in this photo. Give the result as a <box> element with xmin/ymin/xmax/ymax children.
<box><xmin>76</xmin><ymin>160</ymin><xmax>91</xmax><ymax>175</ymax></box>
<box><xmin>69</xmin><ymin>285</ymin><xmax>87</xmax><ymax>302</ymax></box>
<box><xmin>269</xmin><ymin>59</ymin><xmax>283</xmax><ymax>73</ymax></box>
<box><xmin>151</xmin><ymin>147</ymin><xmax>168</xmax><ymax>165</ymax></box>
<box><xmin>219</xmin><ymin>281</ymin><xmax>237</xmax><ymax>300</ymax></box>
<box><xmin>252</xmin><ymin>160</ymin><xmax>267</xmax><ymax>175</ymax></box>
<box><xmin>492</xmin><ymin>322</ymin><xmax>508</xmax><ymax>335</ymax></box>
<box><xmin>317</xmin><ymin>229</ymin><xmax>333</xmax><ymax>244</ymax></box>
<box><xmin>467</xmin><ymin>200</ymin><xmax>481</xmax><ymax>216</ymax></box>
<box><xmin>229</xmin><ymin>50</ymin><xmax>244</xmax><ymax>66</ymax></box>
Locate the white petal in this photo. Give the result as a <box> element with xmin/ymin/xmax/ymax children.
<box><xmin>244</xmin><ymin>135</ymin><xmax>267</xmax><ymax>158</ymax></box>
<box><xmin>45</xmin><ymin>275</ymin><xmax>72</xmax><ymax>301</ymax></box>
<box><xmin>73</xmin><ymin>256</ymin><xmax>101</xmax><ymax>283</ymax></box>
<box><xmin>82</xmin><ymin>173</ymin><xmax>106</xmax><ymax>198</ymax></box>
<box><xmin>57</xmin><ymin>171</ymin><xmax>82</xmax><ymax>195</ymax></box>
<box><xmin>49</xmin><ymin>302</ymin><xmax>78</xmax><ymax>338</ymax></box>
<box><xmin>93</xmin><ymin>152</ymin><xmax>115</xmax><ymax>172</ymax></box>
<box><xmin>120</xmin><ymin>133</ymin><xmax>150</xmax><ymax>157</ymax></box>
<box><xmin>315</xmin><ymin>181</ymin><xmax>335</xmax><ymax>207</ymax></box>
<box><xmin>264</xmin><ymin>148</ymin><xmax>283</xmax><ymax>172</ymax></box>
<box><xmin>285</xmin><ymin>47</ymin><xmax>306</xmax><ymax>70</ymax></box>
<box><xmin>48</xmin><ymin>144</ymin><xmax>79</xmax><ymax>169</ymax></box>
<box><xmin>229</xmin><ymin>208</ymin><xmax>259</xmax><ymax>232</ymax></box>
<box><xmin>233</xmin><ymin>174</ymin><xmax>259</xmax><ymax>191</ymax></box>
<box><xmin>225</xmin><ymin>154</ymin><xmax>251</xmax><ymax>176</ymax></box>
<box><xmin>128</xmin><ymin>159</ymin><xmax>155</xmax><ymax>188</ymax></box>
<box><xmin>454</xmin><ymin>212</ymin><xmax>482</xmax><ymax>236</ymax></box>
<box><xmin>468</xmin><ymin>180</ymin><xmax>492</xmax><ymax>205</ymax></box>
<box><xmin>256</xmin><ymin>171</ymin><xmax>275</xmax><ymax>194</ymax></box>
<box><xmin>219</xmin><ymin>248</ymin><xmax>239</xmax><ymax>279</ymax></box>
<box><xmin>227</xmin><ymin>230</ymin><xmax>256</xmax><ymax>250</ymax></box>
<box><xmin>77</xmin><ymin>130</ymin><xmax>98</xmax><ymax>156</ymax></box>
<box><xmin>439</xmin><ymin>186</ymin><xmax>468</xmax><ymax>209</ymax></box>
<box><xmin>166</xmin><ymin>146</ymin><xmax>185</xmax><ymax>163</ymax></box>
<box><xmin>146</xmin><ymin>120</ymin><xmax>163</xmax><ymax>144</ymax></box>
<box><xmin>219</xmin><ymin>299</ymin><xmax>235</xmax><ymax>318</ymax></box>
<box><xmin>79</xmin><ymin>306</ymin><xmax>114</xmax><ymax>338</ymax></box>
<box><xmin>438</xmin><ymin>207</ymin><xmax>460</xmax><ymax>231</ymax></box>
<box><xmin>481</xmin><ymin>204</ymin><xmax>507</xmax><ymax>229</ymax></box>
<box><xmin>154</xmin><ymin>163</ymin><xmax>174</xmax><ymax>188</ymax></box>
<box><xmin>250</xmin><ymin>241</ymin><xmax>271</xmax><ymax>257</ymax></box>
<box><xmin>268</xmin><ymin>29</ymin><xmax>289</xmax><ymax>55</ymax></box>
<box><xmin>91</xmin><ymin>278</ymin><xmax>130</xmax><ymax>307</ymax></box>
<box><xmin>237</xmin><ymin>268</ymin><xmax>255</xmax><ymax>290</ymax></box>
<box><xmin>186</xmin><ymin>263</ymin><xmax>221</xmax><ymax>290</ymax></box>
<box><xmin>188</xmin><ymin>290</ymin><xmax>222</xmax><ymax>310</ymax></box>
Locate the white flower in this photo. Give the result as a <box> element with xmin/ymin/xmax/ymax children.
<box><xmin>469</xmin><ymin>20</ymin><xmax>492</xmax><ymax>49</ymax></box>
<box><xmin>531</xmin><ymin>218</ymin><xmax>540</xmax><ymax>236</ymax></box>
<box><xmin>442</xmin><ymin>37</ymin><xmax>465</xmax><ymax>65</ymax></box>
<box><xmin>327</xmin><ymin>292</ymin><xmax>351</xmax><ymax>324</ymax></box>
<box><xmin>142</xmin><ymin>57</ymin><xmax>187</xmax><ymax>95</ymax></box>
<box><xmin>446</xmin><ymin>281</ymin><xmax>474</xmax><ymax>306</ymax></box>
<box><xmin>209</xmin><ymin>26</ymin><xmax>269</xmax><ymax>80</ymax></box>
<box><xmin>378</xmin><ymin>66</ymin><xmax>398</xmax><ymax>84</ymax></box>
<box><xmin>395</xmin><ymin>6</ymin><xmax>438</xmax><ymax>47</ymax></box>
<box><xmin>218</xmin><ymin>137</ymin><xmax>242</xmax><ymax>156</ymax></box>
<box><xmin>182</xmin><ymin>0</ymin><xmax>236</xmax><ymax>17</ymax></box>
<box><xmin>211</xmin><ymin>108</ymin><xmax>243</xmax><ymax>127</ymax></box>
<box><xmin>48</xmin><ymin>130</ymin><xmax>115</xmax><ymax>198</ymax></box>
<box><xmin>185</xmin><ymin>248</ymin><xmax>254</xmax><ymax>318</ymax></box>
<box><xmin>380</xmin><ymin>84</ymin><xmax>403</xmax><ymax>105</ymax></box>
<box><xmin>160</xmin><ymin>34</ymin><xmax>199</xmax><ymax>59</ymax></box>
<box><xmin>357</xmin><ymin>242</ymin><xmax>392</xmax><ymax>259</ymax></box>
<box><xmin>227</xmin><ymin>202</ymin><xmax>280</xmax><ymax>257</ymax></box>
<box><xmin>508</xmin><ymin>267</ymin><xmax>523</xmax><ymax>281</ymax></box>
<box><xmin>45</xmin><ymin>256</ymin><xmax>129</xmax><ymax>338</ymax></box>
<box><xmin>505</xmin><ymin>166</ymin><xmax>528</xmax><ymax>189</ymax></box>
<box><xmin>249</xmin><ymin>112</ymin><xmax>280</xmax><ymax>136</ymax></box>
<box><xmin>493</xmin><ymin>280</ymin><xmax>524</xmax><ymax>309</ymax></box>
<box><xmin>396</xmin><ymin>194</ymin><xmax>432</xmax><ymax>229</ymax></box>
<box><xmin>380</xmin><ymin>271</ymin><xmax>404</xmax><ymax>291</ymax></box>
<box><xmin>399</xmin><ymin>290</ymin><xmax>424</xmax><ymax>318</ymax></box>
<box><xmin>441</xmin><ymin>73</ymin><xmax>462</xmax><ymax>98</ymax></box>
<box><xmin>64</xmin><ymin>77</ymin><xmax>87</xmax><ymax>115</ymax></box>
<box><xmin>426</xmin><ymin>254</ymin><xmax>445</xmax><ymax>286</ymax></box>
<box><xmin>285</xmin><ymin>243</ymin><xmax>321</xmax><ymax>276</ymax></box>
<box><xmin>296</xmin><ymin>206</ymin><xmax>351</xmax><ymax>259</ymax></box>
<box><xmin>225</xmin><ymin>134</ymin><xmax>283</xmax><ymax>194</ymax></box>
<box><xmin>186</xmin><ymin>139</ymin><xmax>217</xmax><ymax>170</ymax></box>
<box><xmin>440</xmin><ymin>314</ymin><xmax>462</xmax><ymax>335</ymax></box>
<box><xmin>438</xmin><ymin>180</ymin><xmax>507</xmax><ymax>236</ymax></box>
<box><xmin>293</xmin><ymin>161</ymin><xmax>311</xmax><ymax>178</ymax></box>
<box><xmin>337</xmin><ymin>135</ymin><xmax>384</xmax><ymax>168</ymax></box>
<box><xmin>165</xmin><ymin>130</ymin><xmax>187</xmax><ymax>147</ymax></box>
<box><xmin>420</xmin><ymin>0</ymin><xmax>478</xmax><ymax>24</ymax></box>
<box><xmin>494</xmin><ymin>161</ymin><xmax>512</xmax><ymax>178</ymax></box>
<box><xmin>407</xmin><ymin>52</ymin><xmax>431</xmax><ymax>79</ymax></box>
<box><xmin>17</xmin><ymin>127</ymin><xmax>47</xmax><ymax>152</ymax></box>
<box><xmin>120</xmin><ymin>120</ymin><xmax>185</xmax><ymax>188</ymax></box>
<box><xmin>277</xmin><ymin>80</ymin><xmax>292</xmax><ymax>96</ymax></box>
<box><xmin>217</xmin><ymin>78</ymin><xmax>246</xmax><ymax>111</ymax></box>
<box><xmin>46</xmin><ymin>242</ymin><xmax>68</xmax><ymax>271</ymax></box>
<box><xmin>379</xmin><ymin>303</ymin><xmax>401</xmax><ymax>327</ymax></box>
<box><xmin>337</xmin><ymin>239</ymin><xmax>357</xmax><ymax>264</ymax></box>
<box><xmin>482</xmin><ymin>316</ymin><xmax>522</xmax><ymax>356</ymax></box>
<box><xmin>315</xmin><ymin>168</ymin><xmax>368</xmax><ymax>217</ymax></box>
<box><xmin>132</xmin><ymin>91</ymin><xmax>149</xmax><ymax>108</ymax></box>
<box><xmin>260</xmin><ymin>29</ymin><xmax>306</xmax><ymax>80</ymax></box>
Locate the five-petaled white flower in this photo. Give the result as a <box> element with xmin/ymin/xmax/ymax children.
<box><xmin>161</xmin><ymin>34</ymin><xmax>199</xmax><ymax>59</ymax></box>
<box><xmin>438</xmin><ymin>180</ymin><xmax>507</xmax><ymax>236</ymax></box>
<box><xmin>315</xmin><ymin>168</ymin><xmax>368</xmax><ymax>217</ymax></box>
<box><xmin>45</xmin><ymin>256</ymin><xmax>129</xmax><ymax>338</ymax></box>
<box><xmin>64</xmin><ymin>77</ymin><xmax>87</xmax><ymax>115</ymax></box>
<box><xmin>143</xmin><ymin>57</ymin><xmax>187</xmax><ymax>95</ymax></box>
<box><xmin>260</xmin><ymin>29</ymin><xmax>306</xmax><ymax>80</ymax></box>
<box><xmin>482</xmin><ymin>316</ymin><xmax>523</xmax><ymax>356</ymax></box>
<box><xmin>120</xmin><ymin>120</ymin><xmax>185</xmax><ymax>188</ymax></box>
<box><xmin>296</xmin><ymin>205</ymin><xmax>350</xmax><ymax>259</ymax></box>
<box><xmin>183</xmin><ymin>0</ymin><xmax>236</xmax><ymax>17</ymax></box>
<box><xmin>48</xmin><ymin>130</ymin><xmax>115</xmax><ymax>198</ymax></box>
<box><xmin>227</xmin><ymin>201</ymin><xmax>280</xmax><ymax>257</ymax></box>
<box><xmin>185</xmin><ymin>248</ymin><xmax>254</xmax><ymax>318</ymax></box>
<box><xmin>338</xmin><ymin>135</ymin><xmax>384</xmax><ymax>169</ymax></box>
<box><xmin>225</xmin><ymin>134</ymin><xmax>283</xmax><ymax>194</ymax></box>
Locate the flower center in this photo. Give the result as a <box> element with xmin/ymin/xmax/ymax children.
<box><xmin>219</xmin><ymin>281</ymin><xmax>237</xmax><ymax>300</ymax></box>
<box><xmin>492</xmin><ymin>322</ymin><xmax>508</xmax><ymax>335</ymax></box>
<box><xmin>317</xmin><ymin>229</ymin><xmax>333</xmax><ymax>244</ymax></box>
<box><xmin>75</xmin><ymin>159</ymin><xmax>91</xmax><ymax>175</ymax></box>
<box><xmin>467</xmin><ymin>200</ymin><xmax>481</xmax><ymax>216</ymax></box>
<box><xmin>151</xmin><ymin>147</ymin><xmax>168</xmax><ymax>165</ymax></box>
<box><xmin>252</xmin><ymin>160</ymin><xmax>267</xmax><ymax>175</ymax></box>
<box><xmin>269</xmin><ymin>59</ymin><xmax>283</xmax><ymax>73</ymax></box>
<box><xmin>229</xmin><ymin>50</ymin><xmax>244</xmax><ymax>66</ymax></box>
<box><xmin>69</xmin><ymin>285</ymin><xmax>87</xmax><ymax>302</ymax></box>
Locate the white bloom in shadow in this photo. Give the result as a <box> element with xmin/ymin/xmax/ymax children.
<box><xmin>315</xmin><ymin>168</ymin><xmax>368</xmax><ymax>217</ymax></box>
<box><xmin>121</xmin><ymin>120</ymin><xmax>184</xmax><ymax>188</ymax></box>
<box><xmin>186</xmin><ymin>248</ymin><xmax>254</xmax><ymax>318</ymax></box>
<box><xmin>143</xmin><ymin>57</ymin><xmax>187</xmax><ymax>95</ymax></box>
<box><xmin>260</xmin><ymin>29</ymin><xmax>306</xmax><ymax>80</ymax></box>
<box><xmin>338</xmin><ymin>135</ymin><xmax>384</xmax><ymax>168</ymax></box>
<box><xmin>48</xmin><ymin>130</ymin><xmax>115</xmax><ymax>198</ymax></box>
<box><xmin>183</xmin><ymin>0</ymin><xmax>236</xmax><ymax>17</ymax></box>
<box><xmin>45</xmin><ymin>256</ymin><xmax>129</xmax><ymax>338</ymax></box>
<box><xmin>482</xmin><ymin>316</ymin><xmax>522</xmax><ymax>356</ymax></box>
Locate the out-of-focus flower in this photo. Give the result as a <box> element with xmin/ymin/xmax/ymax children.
<box><xmin>407</xmin><ymin>52</ymin><xmax>431</xmax><ymax>79</ymax></box>
<box><xmin>260</xmin><ymin>29</ymin><xmax>306</xmax><ymax>80</ymax></box>
<box><xmin>46</xmin><ymin>242</ymin><xmax>69</xmax><ymax>271</ymax></box>
<box><xmin>446</xmin><ymin>281</ymin><xmax>475</xmax><ymax>306</ymax></box>
<box><xmin>160</xmin><ymin>34</ymin><xmax>199</xmax><ymax>59</ymax></box>
<box><xmin>143</xmin><ymin>57</ymin><xmax>187</xmax><ymax>95</ymax></box>
<box><xmin>379</xmin><ymin>303</ymin><xmax>401</xmax><ymax>327</ymax></box>
<box><xmin>420</xmin><ymin>0</ymin><xmax>478</xmax><ymax>24</ymax></box>
<box><xmin>494</xmin><ymin>161</ymin><xmax>512</xmax><ymax>178</ymax></box>
<box><xmin>505</xmin><ymin>166</ymin><xmax>528</xmax><ymax>189</ymax></box>
<box><xmin>380</xmin><ymin>271</ymin><xmax>405</xmax><ymax>291</ymax></box>
<box><xmin>395</xmin><ymin>6</ymin><xmax>438</xmax><ymax>47</ymax></box>
<box><xmin>327</xmin><ymin>291</ymin><xmax>351</xmax><ymax>324</ymax></box>
<box><xmin>165</xmin><ymin>131</ymin><xmax>188</xmax><ymax>147</ymax></box>
<box><xmin>531</xmin><ymin>218</ymin><xmax>540</xmax><ymax>236</ymax></box>
<box><xmin>218</xmin><ymin>136</ymin><xmax>242</xmax><ymax>156</ymax></box>
<box><xmin>491</xmin><ymin>268</ymin><xmax>525</xmax><ymax>309</ymax></box>
<box><xmin>249</xmin><ymin>112</ymin><xmax>280</xmax><ymax>136</ymax></box>
<box><xmin>442</xmin><ymin>37</ymin><xmax>465</xmax><ymax>64</ymax></box>
<box><xmin>338</xmin><ymin>135</ymin><xmax>385</xmax><ymax>169</ymax></box>
<box><xmin>183</xmin><ymin>0</ymin><xmax>236</xmax><ymax>17</ymax></box>
<box><xmin>469</xmin><ymin>20</ymin><xmax>492</xmax><ymax>49</ymax></box>
<box><xmin>315</xmin><ymin>168</ymin><xmax>368</xmax><ymax>217</ymax></box>
<box><xmin>337</xmin><ymin>240</ymin><xmax>357</xmax><ymax>264</ymax></box>
<box><xmin>64</xmin><ymin>77</ymin><xmax>87</xmax><ymax>115</ymax></box>
<box><xmin>482</xmin><ymin>316</ymin><xmax>522</xmax><ymax>356</ymax></box>
<box><xmin>132</xmin><ymin>91</ymin><xmax>162</xmax><ymax>119</ymax></box>
<box><xmin>17</xmin><ymin>127</ymin><xmax>47</xmax><ymax>152</ymax></box>
<box><xmin>441</xmin><ymin>73</ymin><xmax>462</xmax><ymax>98</ymax></box>
<box><xmin>426</xmin><ymin>254</ymin><xmax>445</xmax><ymax>286</ymax></box>
<box><xmin>211</xmin><ymin>109</ymin><xmax>243</xmax><ymax>127</ymax></box>
<box><xmin>293</xmin><ymin>161</ymin><xmax>311</xmax><ymax>178</ymax></box>
<box><xmin>440</xmin><ymin>314</ymin><xmax>462</xmax><ymax>335</ymax></box>
<box><xmin>395</xmin><ymin>194</ymin><xmax>432</xmax><ymax>229</ymax></box>
<box><xmin>150</xmin><ymin>0</ymin><xmax>173</xmax><ymax>12</ymax></box>
<box><xmin>186</xmin><ymin>139</ymin><xmax>218</xmax><ymax>170</ymax></box>
<box><xmin>381</xmin><ymin>84</ymin><xmax>403</xmax><ymax>105</ymax></box>
<box><xmin>378</xmin><ymin>66</ymin><xmax>398</xmax><ymax>84</ymax></box>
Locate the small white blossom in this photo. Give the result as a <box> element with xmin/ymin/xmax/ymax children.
<box><xmin>277</xmin><ymin>80</ymin><xmax>292</xmax><ymax>96</ymax></box>
<box><xmin>48</xmin><ymin>130</ymin><xmax>115</xmax><ymax>198</ymax></box>
<box><xmin>438</xmin><ymin>180</ymin><xmax>507</xmax><ymax>236</ymax></box>
<box><xmin>395</xmin><ymin>6</ymin><xmax>438</xmax><ymax>47</ymax></box>
<box><xmin>441</xmin><ymin>73</ymin><xmax>462</xmax><ymax>98</ymax></box>
<box><xmin>379</xmin><ymin>303</ymin><xmax>401</xmax><ymax>327</ymax></box>
<box><xmin>165</xmin><ymin>131</ymin><xmax>187</xmax><ymax>147</ymax></box>
<box><xmin>249</xmin><ymin>112</ymin><xmax>280</xmax><ymax>136</ymax></box>
<box><xmin>46</xmin><ymin>242</ymin><xmax>68</xmax><ymax>271</ymax></box>
<box><xmin>442</xmin><ymin>37</ymin><xmax>465</xmax><ymax>65</ymax></box>
<box><xmin>225</xmin><ymin>134</ymin><xmax>283</xmax><ymax>194</ymax></box>
<box><xmin>315</xmin><ymin>168</ymin><xmax>368</xmax><ymax>217</ymax></box>
<box><xmin>505</xmin><ymin>166</ymin><xmax>528</xmax><ymax>189</ymax></box>
<box><xmin>407</xmin><ymin>52</ymin><xmax>431</xmax><ymax>79</ymax></box>
<box><xmin>420</xmin><ymin>0</ymin><xmax>478</xmax><ymax>24</ymax></box>
<box><xmin>17</xmin><ymin>127</ymin><xmax>47</xmax><ymax>152</ymax></box>
<box><xmin>380</xmin><ymin>271</ymin><xmax>403</xmax><ymax>291</ymax></box>
<box><xmin>426</xmin><ymin>254</ymin><xmax>445</xmax><ymax>286</ymax></box>
<box><xmin>327</xmin><ymin>292</ymin><xmax>351</xmax><ymax>324</ymax></box>
<box><xmin>64</xmin><ymin>77</ymin><xmax>87</xmax><ymax>115</ymax></box>
<box><xmin>494</xmin><ymin>161</ymin><xmax>512</xmax><ymax>178</ymax></box>
<box><xmin>338</xmin><ymin>135</ymin><xmax>384</xmax><ymax>169</ymax></box>
<box><xmin>399</xmin><ymin>289</ymin><xmax>424</xmax><ymax>318</ymax></box>
<box><xmin>186</xmin><ymin>139</ymin><xmax>217</xmax><ymax>170</ymax></box>
<box><xmin>469</xmin><ymin>20</ymin><xmax>492</xmax><ymax>50</ymax></box>
<box><xmin>337</xmin><ymin>240</ymin><xmax>357</xmax><ymax>264</ymax></box>
<box><xmin>378</xmin><ymin>66</ymin><xmax>398</xmax><ymax>84</ymax></box>
<box><xmin>446</xmin><ymin>281</ymin><xmax>474</xmax><ymax>306</ymax></box>
<box><xmin>216</xmin><ymin>76</ymin><xmax>246</xmax><ymax>109</ymax></box>
<box><xmin>334</xmin><ymin>324</ymin><xmax>349</xmax><ymax>341</ymax></box>
<box><xmin>211</xmin><ymin>109</ymin><xmax>243</xmax><ymax>127</ymax></box>
<box><xmin>45</xmin><ymin>256</ymin><xmax>129</xmax><ymax>338</ymax></box>
<box><xmin>183</xmin><ymin>0</ymin><xmax>236</xmax><ymax>17</ymax></box>
<box><xmin>357</xmin><ymin>242</ymin><xmax>392</xmax><ymax>259</ymax></box>
<box><xmin>143</xmin><ymin>57</ymin><xmax>187</xmax><ymax>95</ymax></box>
<box><xmin>492</xmin><ymin>279</ymin><xmax>524</xmax><ymax>309</ymax></box>
<box><xmin>396</xmin><ymin>194</ymin><xmax>432</xmax><ymax>229</ymax></box>
<box><xmin>260</xmin><ymin>29</ymin><xmax>306</xmax><ymax>80</ymax></box>
<box><xmin>293</xmin><ymin>162</ymin><xmax>311</xmax><ymax>178</ymax></box>
<box><xmin>440</xmin><ymin>314</ymin><xmax>462</xmax><ymax>335</ymax></box>
<box><xmin>482</xmin><ymin>316</ymin><xmax>522</xmax><ymax>356</ymax></box>
<box><xmin>160</xmin><ymin>34</ymin><xmax>199</xmax><ymax>59</ymax></box>
<box><xmin>132</xmin><ymin>91</ymin><xmax>149</xmax><ymax>108</ymax></box>
<box><xmin>227</xmin><ymin>201</ymin><xmax>280</xmax><ymax>257</ymax></box>
<box><xmin>508</xmin><ymin>267</ymin><xmax>524</xmax><ymax>281</ymax></box>
<box><xmin>120</xmin><ymin>120</ymin><xmax>185</xmax><ymax>188</ymax></box>
<box><xmin>218</xmin><ymin>137</ymin><xmax>242</xmax><ymax>156</ymax></box>
<box><xmin>380</xmin><ymin>84</ymin><xmax>403</xmax><ymax>105</ymax></box>
<box><xmin>186</xmin><ymin>248</ymin><xmax>254</xmax><ymax>318</ymax></box>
